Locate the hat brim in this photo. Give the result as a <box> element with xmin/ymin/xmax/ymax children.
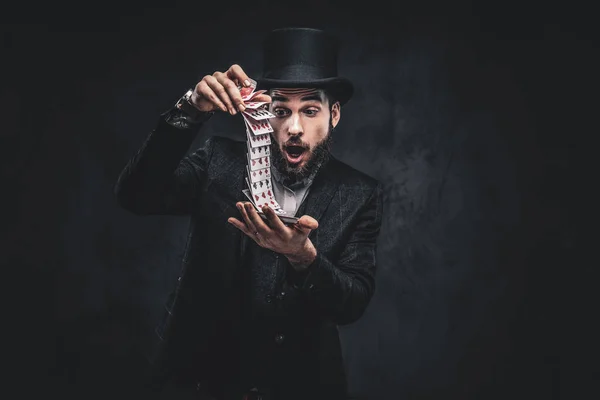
<box><xmin>257</xmin><ymin>77</ymin><xmax>354</xmax><ymax>106</ymax></box>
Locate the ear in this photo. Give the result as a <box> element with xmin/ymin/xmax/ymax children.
<box><xmin>330</xmin><ymin>101</ymin><xmax>341</xmax><ymax>128</ymax></box>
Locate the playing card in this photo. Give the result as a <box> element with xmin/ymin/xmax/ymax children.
<box><xmin>242</xmin><ymin>189</ymin><xmax>293</xmax><ymax>224</ymax></box>
<box><xmin>243</xmin><ymin>107</ymin><xmax>275</xmax><ymax>120</ymax></box>
<box><xmin>246</xmin><ymin>147</ymin><xmax>269</xmax><ymax>170</ymax></box>
<box><xmin>248</xmin><ymin>184</ymin><xmax>274</xmax><ymax>202</ymax></box>
<box><xmin>254</xmin><ymin>194</ymin><xmax>278</xmax><ymax>210</ymax></box>
<box><xmin>247</xmin><ymin>154</ymin><xmax>270</xmax><ymax>172</ymax></box>
<box><xmin>247</xmin><ymin>141</ymin><xmax>270</xmax><ymax>160</ymax></box>
<box><xmin>244</xmin><ymin>101</ymin><xmax>270</xmax><ymax>109</ymax></box>
<box><xmin>245</xmin><ymin>165</ymin><xmax>252</xmax><ymax>184</ymax></box>
<box><xmin>249</xmin><ymin>177</ymin><xmax>271</xmax><ymax>191</ymax></box>
<box><xmin>249</xmin><ymin>179</ymin><xmax>273</xmax><ymax>199</ymax></box>
<box><xmin>242</xmin><ymin>188</ymin><xmax>257</xmax><ymax>207</ymax></box>
<box><xmin>243</xmin><ymin>114</ymin><xmax>270</xmax><ymax>135</ymax></box>
<box><xmin>259</xmin><ymin>212</ymin><xmax>300</xmax><ymax>224</ymax></box>
<box><xmin>248</xmin><ymin>166</ymin><xmax>271</xmax><ymax>183</ymax></box>
<box><xmin>280</xmin><ymin>215</ymin><xmax>300</xmax><ymax>224</ymax></box>
<box><xmin>244</xmin><ymin>117</ymin><xmax>274</xmax><ymax>136</ymax></box>
<box><xmin>236</xmin><ymin>78</ymin><xmax>295</xmax><ymax>224</ymax></box>
<box><xmin>244</xmin><ymin>89</ymin><xmax>267</xmax><ymax>101</ymax></box>
<box><xmin>243</xmin><ymin>184</ymin><xmax>280</xmax><ymax>210</ymax></box>
<box><xmin>253</xmin><ymin>190</ymin><xmax>275</xmax><ymax>206</ymax></box>
<box><xmin>247</xmin><ymin>132</ymin><xmax>271</xmax><ymax>149</ymax></box>
<box><xmin>242</xmin><ymin>190</ymin><xmax>297</xmax><ymax>225</ymax></box>
<box><xmin>245</xmin><ymin>176</ymin><xmax>266</xmax><ymax>198</ymax></box>
<box><xmin>239</xmin><ymin>78</ymin><xmax>257</xmax><ymax>100</ymax></box>
<box><xmin>269</xmin><ymin>198</ymin><xmax>283</xmax><ymax>212</ymax></box>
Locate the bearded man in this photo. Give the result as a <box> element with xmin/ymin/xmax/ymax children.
<box><xmin>115</xmin><ymin>27</ymin><xmax>384</xmax><ymax>400</ymax></box>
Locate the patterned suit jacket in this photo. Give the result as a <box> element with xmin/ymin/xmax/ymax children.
<box><xmin>114</xmin><ymin>113</ymin><xmax>383</xmax><ymax>400</ymax></box>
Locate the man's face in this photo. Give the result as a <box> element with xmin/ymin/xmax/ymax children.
<box><xmin>268</xmin><ymin>88</ymin><xmax>340</xmax><ymax>182</ymax></box>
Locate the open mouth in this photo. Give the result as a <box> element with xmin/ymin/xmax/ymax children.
<box><xmin>284</xmin><ymin>145</ymin><xmax>307</xmax><ymax>164</ymax></box>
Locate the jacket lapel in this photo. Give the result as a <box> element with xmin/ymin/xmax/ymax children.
<box><xmin>297</xmin><ymin>158</ymin><xmax>341</xmax><ymax>238</ymax></box>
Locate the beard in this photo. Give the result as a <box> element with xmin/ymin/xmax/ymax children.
<box><xmin>271</xmin><ymin>122</ymin><xmax>334</xmax><ymax>186</ymax></box>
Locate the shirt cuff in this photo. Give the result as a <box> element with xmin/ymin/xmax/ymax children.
<box><xmin>162</xmin><ymin>106</ymin><xmax>214</xmax><ymax>130</ymax></box>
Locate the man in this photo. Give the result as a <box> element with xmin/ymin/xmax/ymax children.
<box><xmin>115</xmin><ymin>28</ymin><xmax>383</xmax><ymax>400</ymax></box>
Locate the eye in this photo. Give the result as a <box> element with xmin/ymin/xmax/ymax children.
<box><xmin>304</xmin><ymin>108</ymin><xmax>319</xmax><ymax>117</ymax></box>
<box><xmin>273</xmin><ymin>108</ymin><xmax>290</xmax><ymax>117</ymax></box>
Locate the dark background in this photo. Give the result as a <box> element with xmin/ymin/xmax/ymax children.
<box><xmin>2</xmin><ymin>0</ymin><xmax>592</xmax><ymax>399</ymax></box>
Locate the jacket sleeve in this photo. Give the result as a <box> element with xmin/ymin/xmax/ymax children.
<box><xmin>114</xmin><ymin>109</ymin><xmax>215</xmax><ymax>215</ymax></box>
<box><xmin>282</xmin><ymin>182</ymin><xmax>384</xmax><ymax>325</ymax></box>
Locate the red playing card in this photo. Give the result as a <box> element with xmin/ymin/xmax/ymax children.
<box><xmin>240</xmin><ymin>86</ymin><xmax>253</xmax><ymax>99</ymax></box>
<box><xmin>244</xmin><ymin>101</ymin><xmax>269</xmax><ymax>109</ymax></box>
<box><xmin>239</xmin><ymin>78</ymin><xmax>257</xmax><ymax>100</ymax></box>
<box><xmin>246</xmin><ymin>89</ymin><xmax>266</xmax><ymax>100</ymax></box>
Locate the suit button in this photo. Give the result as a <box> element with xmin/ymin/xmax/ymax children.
<box><xmin>265</xmin><ymin>294</ymin><xmax>273</xmax><ymax>303</ymax></box>
<box><xmin>308</xmin><ymin>283</ymin><xmax>315</xmax><ymax>291</ymax></box>
<box><xmin>275</xmin><ymin>333</ymin><xmax>285</xmax><ymax>344</ymax></box>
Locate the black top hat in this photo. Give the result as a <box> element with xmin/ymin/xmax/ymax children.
<box><xmin>257</xmin><ymin>27</ymin><xmax>354</xmax><ymax>106</ymax></box>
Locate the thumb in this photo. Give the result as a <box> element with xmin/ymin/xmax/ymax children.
<box><xmin>251</xmin><ymin>94</ymin><xmax>272</xmax><ymax>104</ymax></box>
<box><xmin>296</xmin><ymin>215</ymin><xmax>318</xmax><ymax>231</ymax></box>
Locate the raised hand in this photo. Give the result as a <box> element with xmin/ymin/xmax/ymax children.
<box><xmin>189</xmin><ymin>64</ymin><xmax>271</xmax><ymax>115</ymax></box>
<box><xmin>228</xmin><ymin>202</ymin><xmax>318</xmax><ymax>270</ymax></box>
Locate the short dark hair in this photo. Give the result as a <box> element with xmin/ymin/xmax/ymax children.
<box><xmin>323</xmin><ymin>89</ymin><xmax>338</xmax><ymax>111</ymax></box>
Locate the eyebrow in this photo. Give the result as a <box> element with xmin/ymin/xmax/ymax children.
<box><xmin>271</xmin><ymin>94</ymin><xmax>324</xmax><ymax>103</ymax></box>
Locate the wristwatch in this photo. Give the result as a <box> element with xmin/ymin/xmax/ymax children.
<box><xmin>174</xmin><ymin>89</ymin><xmax>214</xmax><ymax>123</ymax></box>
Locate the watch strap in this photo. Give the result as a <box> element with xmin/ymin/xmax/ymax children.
<box><xmin>175</xmin><ymin>89</ymin><xmax>214</xmax><ymax>123</ymax></box>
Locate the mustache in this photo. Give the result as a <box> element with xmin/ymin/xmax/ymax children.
<box><xmin>283</xmin><ymin>137</ymin><xmax>309</xmax><ymax>149</ymax></box>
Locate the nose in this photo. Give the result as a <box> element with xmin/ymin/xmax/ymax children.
<box><xmin>287</xmin><ymin>113</ymin><xmax>303</xmax><ymax>137</ymax></box>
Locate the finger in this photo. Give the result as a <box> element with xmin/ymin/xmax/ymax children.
<box><xmin>244</xmin><ymin>202</ymin><xmax>272</xmax><ymax>235</ymax></box>
<box><xmin>197</xmin><ymin>80</ymin><xmax>228</xmax><ymax>112</ymax></box>
<box><xmin>237</xmin><ymin>202</ymin><xmax>258</xmax><ymax>234</ymax></box>
<box><xmin>227</xmin><ymin>64</ymin><xmax>251</xmax><ymax>88</ymax></box>
<box><xmin>296</xmin><ymin>215</ymin><xmax>318</xmax><ymax>233</ymax></box>
<box><xmin>235</xmin><ymin>201</ymin><xmax>256</xmax><ymax>233</ymax></box>
<box><xmin>292</xmin><ymin>223</ymin><xmax>311</xmax><ymax>235</ymax></box>
<box><xmin>215</xmin><ymin>71</ymin><xmax>246</xmax><ymax>113</ymax></box>
<box><xmin>298</xmin><ymin>215</ymin><xmax>319</xmax><ymax>230</ymax></box>
<box><xmin>262</xmin><ymin>205</ymin><xmax>286</xmax><ymax>233</ymax></box>
<box><xmin>252</xmin><ymin>94</ymin><xmax>272</xmax><ymax>104</ymax></box>
<box><xmin>205</xmin><ymin>75</ymin><xmax>236</xmax><ymax>115</ymax></box>
<box><xmin>227</xmin><ymin>217</ymin><xmax>254</xmax><ymax>236</ymax></box>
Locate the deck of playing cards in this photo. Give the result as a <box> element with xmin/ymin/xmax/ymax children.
<box><xmin>239</xmin><ymin>79</ymin><xmax>299</xmax><ymax>225</ymax></box>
